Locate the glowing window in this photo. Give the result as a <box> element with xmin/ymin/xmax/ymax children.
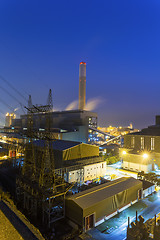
<box><xmin>141</xmin><ymin>137</ymin><xmax>144</xmax><ymax>150</ymax></box>
<box><xmin>131</xmin><ymin>137</ymin><xmax>135</xmax><ymax>148</ymax></box>
<box><xmin>151</xmin><ymin>138</ymin><xmax>155</xmax><ymax>150</ymax></box>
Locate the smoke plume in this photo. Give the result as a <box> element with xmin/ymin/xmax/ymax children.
<box><xmin>65</xmin><ymin>97</ymin><xmax>102</xmax><ymax>111</ymax></box>
<box><xmin>85</xmin><ymin>98</ymin><xmax>102</xmax><ymax>111</ymax></box>
<box><xmin>65</xmin><ymin>100</ymin><xmax>78</xmax><ymax>110</ymax></box>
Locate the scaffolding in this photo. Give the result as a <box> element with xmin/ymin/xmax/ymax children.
<box><xmin>16</xmin><ymin>89</ymin><xmax>73</xmax><ymax>228</ymax></box>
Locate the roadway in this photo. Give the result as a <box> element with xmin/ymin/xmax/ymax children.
<box><xmin>89</xmin><ymin>192</ymin><xmax>160</xmax><ymax>240</ymax></box>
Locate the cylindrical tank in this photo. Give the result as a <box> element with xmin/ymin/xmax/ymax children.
<box><xmin>79</xmin><ymin>62</ymin><xmax>86</xmax><ymax>110</ymax></box>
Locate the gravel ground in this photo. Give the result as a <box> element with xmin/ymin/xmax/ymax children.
<box><xmin>0</xmin><ymin>200</ymin><xmax>44</xmax><ymax>240</ymax></box>
<box><xmin>0</xmin><ymin>204</ymin><xmax>23</xmax><ymax>240</ymax></box>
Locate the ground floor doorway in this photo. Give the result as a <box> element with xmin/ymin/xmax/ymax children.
<box><xmin>85</xmin><ymin>213</ymin><xmax>95</xmax><ymax>231</ymax></box>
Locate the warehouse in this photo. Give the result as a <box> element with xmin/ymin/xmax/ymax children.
<box><xmin>30</xmin><ymin>139</ymin><xmax>101</xmax><ymax>169</ymax></box>
<box><xmin>65</xmin><ymin>177</ymin><xmax>142</xmax><ymax>231</ymax></box>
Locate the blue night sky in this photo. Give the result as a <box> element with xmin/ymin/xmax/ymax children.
<box><xmin>0</xmin><ymin>0</ymin><xmax>160</xmax><ymax>129</ymax></box>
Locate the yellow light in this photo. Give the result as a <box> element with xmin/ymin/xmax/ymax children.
<box><xmin>123</xmin><ymin>151</ymin><xmax>126</xmax><ymax>155</ymax></box>
<box><xmin>143</xmin><ymin>154</ymin><xmax>148</xmax><ymax>159</ymax></box>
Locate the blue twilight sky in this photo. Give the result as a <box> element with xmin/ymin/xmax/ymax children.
<box><xmin>0</xmin><ymin>0</ymin><xmax>160</xmax><ymax>129</ymax></box>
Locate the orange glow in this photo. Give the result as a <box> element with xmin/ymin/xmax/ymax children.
<box><xmin>80</xmin><ymin>62</ymin><xmax>86</xmax><ymax>65</ymax></box>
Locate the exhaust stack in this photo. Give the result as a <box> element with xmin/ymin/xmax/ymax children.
<box><xmin>79</xmin><ymin>62</ymin><xmax>86</xmax><ymax>110</ymax></box>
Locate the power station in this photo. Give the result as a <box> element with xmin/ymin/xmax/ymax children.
<box><xmin>12</xmin><ymin>61</ymin><xmax>98</xmax><ymax>144</ymax></box>
<box><xmin>0</xmin><ymin>61</ymin><xmax>155</xmax><ymax>240</ymax></box>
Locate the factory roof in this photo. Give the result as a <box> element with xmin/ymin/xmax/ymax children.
<box><xmin>128</xmin><ymin>125</ymin><xmax>160</xmax><ymax>136</ymax></box>
<box><xmin>0</xmin><ymin>132</ymin><xmax>23</xmax><ymax>139</ymax></box>
<box><xmin>66</xmin><ymin>177</ymin><xmax>142</xmax><ymax>209</ymax></box>
<box><xmin>33</xmin><ymin>139</ymin><xmax>83</xmax><ymax>151</ymax></box>
<box><xmin>141</xmin><ymin>180</ymin><xmax>155</xmax><ymax>190</ymax></box>
<box><xmin>21</xmin><ymin>109</ymin><xmax>97</xmax><ymax>117</ymax></box>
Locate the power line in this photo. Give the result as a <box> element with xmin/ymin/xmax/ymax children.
<box><xmin>0</xmin><ymin>86</ymin><xmax>25</xmax><ymax>114</ymax></box>
<box><xmin>0</xmin><ymin>75</ymin><xmax>27</xmax><ymax>102</ymax></box>
<box><xmin>0</xmin><ymin>97</ymin><xmax>15</xmax><ymax>112</ymax></box>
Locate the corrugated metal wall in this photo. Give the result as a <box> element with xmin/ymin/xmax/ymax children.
<box><xmin>63</xmin><ymin>143</ymin><xmax>99</xmax><ymax>161</ymax></box>
<box><xmin>65</xmin><ymin>200</ymin><xmax>83</xmax><ymax>227</ymax></box>
<box><xmin>66</xmin><ymin>181</ymin><xmax>142</xmax><ymax>227</ymax></box>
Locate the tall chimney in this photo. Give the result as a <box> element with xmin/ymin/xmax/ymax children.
<box><xmin>79</xmin><ymin>62</ymin><xmax>86</xmax><ymax>110</ymax></box>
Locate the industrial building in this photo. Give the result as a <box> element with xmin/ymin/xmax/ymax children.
<box><xmin>5</xmin><ymin>112</ymin><xmax>16</xmax><ymax>127</ymax></box>
<box><xmin>12</xmin><ymin>109</ymin><xmax>98</xmax><ymax>143</ymax></box>
<box><xmin>122</xmin><ymin>153</ymin><xmax>153</xmax><ymax>173</ymax></box>
<box><xmin>65</xmin><ymin>161</ymin><xmax>106</xmax><ymax>184</ymax></box>
<box><xmin>120</xmin><ymin>114</ymin><xmax>160</xmax><ymax>172</ymax></box>
<box><xmin>11</xmin><ymin>62</ymin><xmax>99</xmax><ymax>144</ymax></box>
<box><xmin>141</xmin><ymin>180</ymin><xmax>155</xmax><ymax>198</ymax></box>
<box><xmin>30</xmin><ymin>139</ymin><xmax>100</xmax><ymax>169</ymax></box>
<box><xmin>16</xmin><ymin>138</ymin><xmax>104</xmax><ymax>227</ymax></box>
<box><xmin>65</xmin><ymin>177</ymin><xmax>142</xmax><ymax>231</ymax></box>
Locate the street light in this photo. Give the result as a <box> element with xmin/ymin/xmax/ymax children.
<box><xmin>143</xmin><ymin>153</ymin><xmax>148</xmax><ymax>159</ymax></box>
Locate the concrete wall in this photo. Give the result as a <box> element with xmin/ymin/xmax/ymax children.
<box><xmin>143</xmin><ymin>185</ymin><xmax>155</xmax><ymax>198</ymax></box>
<box><xmin>65</xmin><ymin>161</ymin><xmax>106</xmax><ymax>183</ymax></box>
<box><xmin>83</xmin><ymin>162</ymin><xmax>106</xmax><ymax>181</ymax></box>
<box><xmin>65</xmin><ymin>169</ymin><xmax>84</xmax><ymax>183</ymax></box>
<box><xmin>124</xmin><ymin>134</ymin><xmax>160</xmax><ymax>153</ymax></box>
<box><xmin>62</xmin><ymin>126</ymin><xmax>88</xmax><ymax>143</ymax></box>
<box><xmin>122</xmin><ymin>160</ymin><xmax>152</xmax><ymax>173</ymax></box>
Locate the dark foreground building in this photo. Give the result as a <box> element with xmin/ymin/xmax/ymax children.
<box><xmin>65</xmin><ymin>177</ymin><xmax>142</xmax><ymax>231</ymax></box>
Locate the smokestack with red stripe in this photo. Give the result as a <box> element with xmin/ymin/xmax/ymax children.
<box><xmin>79</xmin><ymin>62</ymin><xmax>86</xmax><ymax>110</ymax></box>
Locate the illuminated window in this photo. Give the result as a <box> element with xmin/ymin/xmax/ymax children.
<box><xmin>141</xmin><ymin>137</ymin><xmax>144</xmax><ymax>150</ymax></box>
<box><xmin>151</xmin><ymin>138</ymin><xmax>155</xmax><ymax>150</ymax></box>
<box><xmin>131</xmin><ymin>137</ymin><xmax>135</xmax><ymax>148</ymax></box>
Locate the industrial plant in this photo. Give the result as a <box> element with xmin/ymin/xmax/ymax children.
<box><xmin>0</xmin><ymin>62</ymin><xmax>159</xmax><ymax>240</ymax></box>
<box><xmin>0</xmin><ymin>62</ymin><xmax>115</xmax><ymax>239</ymax></box>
